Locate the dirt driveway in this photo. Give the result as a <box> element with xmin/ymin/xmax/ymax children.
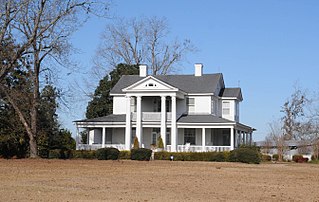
<box><xmin>0</xmin><ymin>159</ymin><xmax>318</xmax><ymax>201</ymax></box>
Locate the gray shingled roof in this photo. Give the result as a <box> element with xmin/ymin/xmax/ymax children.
<box><xmin>110</xmin><ymin>74</ymin><xmax>223</xmax><ymax>94</ymax></box>
<box><xmin>177</xmin><ymin>114</ymin><xmax>233</xmax><ymax>123</ymax></box>
<box><xmin>219</xmin><ymin>88</ymin><xmax>243</xmax><ymax>100</ymax></box>
<box><xmin>75</xmin><ymin>114</ymin><xmax>126</xmax><ymax>122</ymax></box>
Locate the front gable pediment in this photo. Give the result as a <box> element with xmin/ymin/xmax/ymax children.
<box><xmin>122</xmin><ymin>76</ymin><xmax>178</xmax><ymax>92</ymax></box>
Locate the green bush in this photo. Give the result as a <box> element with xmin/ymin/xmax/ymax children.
<box><xmin>229</xmin><ymin>147</ymin><xmax>261</xmax><ymax>164</ymax></box>
<box><xmin>272</xmin><ymin>154</ymin><xmax>279</xmax><ymax>161</ymax></box>
<box><xmin>131</xmin><ymin>148</ymin><xmax>152</xmax><ymax>161</ymax></box>
<box><xmin>262</xmin><ymin>155</ymin><xmax>272</xmax><ymax>162</ymax></box>
<box><xmin>209</xmin><ymin>152</ymin><xmax>225</xmax><ymax>162</ymax></box>
<box><xmin>119</xmin><ymin>150</ymin><xmax>131</xmax><ymax>159</ymax></box>
<box><xmin>48</xmin><ymin>149</ymin><xmax>72</xmax><ymax>159</ymax></box>
<box><xmin>154</xmin><ymin>151</ymin><xmax>229</xmax><ymax>162</ymax></box>
<box><xmin>72</xmin><ymin>150</ymin><xmax>96</xmax><ymax>159</ymax></box>
<box><xmin>96</xmin><ymin>148</ymin><xmax>120</xmax><ymax>160</ymax></box>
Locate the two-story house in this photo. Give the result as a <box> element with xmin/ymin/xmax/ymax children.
<box><xmin>75</xmin><ymin>64</ymin><xmax>255</xmax><ymax>152</ymax></box>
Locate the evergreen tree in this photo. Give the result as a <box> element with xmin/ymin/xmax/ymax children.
<box><xmin>86</xmin><ymin>63</ymin><xmax>139</xmax><ymax>118</ymax></box>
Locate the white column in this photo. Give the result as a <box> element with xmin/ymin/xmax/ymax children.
<box><xmin>136</xmin><ymin>96</ymin><xmax>142</xmax><ymax>147</ymax></box>
<box><xmin>202</xmin><ymin>128</ymin><xmax>206</xmax><ymax>152</ymax></box>
<box><xmin>244</xmin><ymin>132</ymin><xmax>247</xmax><ymax>145</ymax></box>
<box><xmin>125</xmin><ymin>96</ymin><xmax>132</xmax><ymax>150</ymax></box>
<box><xmin>161</xmin><ymin>96</ymin><xmax>166</xmax><ymax>149</ymax></box>
<box><xmin>102</xmin><ymin>127</ymin><xmax>106</xmax><ymax>148</ymax></box>
<box><xmin>230</xmin><ymin>127</ymin><xmax>234</xmax><ymax>150</ymax></box>
<box><xmin>250</xmin><ymin>132</ymin><xmax>252</xmax><ymax>145</ymax></box>
<box><xmin>171</xmin><ymin>95</ymin><xmax>177</xmax><ymax>152</ymax></box>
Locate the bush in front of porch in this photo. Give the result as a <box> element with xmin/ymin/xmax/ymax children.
<box><xmin>131</xmin><ymin>148</ymin><xmax>152</xmax><ymax>161</ymax></box>
<box><xmin>154</xmin><ymin>151</ymin><xmax>229</xmax><ymax>162</ymax></box>
<box><xmin>96</xmin><ymin>148</ymin><xmax>120</xmax><ymax>160</ymax></box>
<box><xmin>229</xmin><ymin>147</ymin><xmax>261</xmax><ymax>164</ymax></box>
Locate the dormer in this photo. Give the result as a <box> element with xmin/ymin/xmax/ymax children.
<box><xmin>220</xmin><ymin>88</ymin><xmax>243</xmax><ymax>122</ymax></box>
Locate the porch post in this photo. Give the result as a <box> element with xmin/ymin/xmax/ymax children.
<box><xmin>136</xmin><ymin>96</ymin><xmax>142</xmax><ymax>147</ymax></box>
<box><xmin>230</xmin><ymin>127</ymin><xmax>234</xmax><ymax>150</ymax></box>
<box><xmin>171</xmin><ymin>95</ymin><xmax>177</xmax><ymax>152</ymax></box>
<box><xmin>161</xmin><ymin>96</ymin><xmax>166</xmax><ymax>149</ymax></box>
<box><xmin>202</xmin><ymin>128</ymin><xmax>205</xmax><ymax>152</ymax></box>
<box><xmin>244</xmin><ymin>132</ymin><xmax>247</xmax><ymax>145</ymax></box>
<box><xmin>102</xmin><ymin>127</ymin><xmax>106</xmax><ymax>148</ymax></box>
<box><xmin>125</xmin><ymin>96</ymin><xmax>132</xmax><ymax>150</ymax></box>
<box><xmin>250</xmin><ymin>132</ymin><xmax>252</xmax><ymax>145</ymax></box>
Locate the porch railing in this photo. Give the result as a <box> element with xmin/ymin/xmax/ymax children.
<box><xmin>77</xmin><ymin>144</ymin><xmax>126</xmax><ymax>150</ymax></box>
<box><xmin>166</xmin><ymin>145</ymin><xmax>231</xmax><ymax>152</ymax></box>
<box><xmin>132</xmin><ymin>112</ymin><xmax>172</xmax><ymax>121</ymax></box>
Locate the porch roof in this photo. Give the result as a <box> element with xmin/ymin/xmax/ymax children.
<box><xmin>75</xmin><ymin>114</ymin><xmax>126</xmax><ymax>123</ymax></box>
<box><xmin>177</xmin><ymin>114</ymin><xmax>233</xmax><ymax>123</ymax></box>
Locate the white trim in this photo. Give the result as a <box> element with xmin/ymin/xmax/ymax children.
<box><xmin>187</xmin><ymin>93</ymin><xmax>214</xmax><ymax>96</ymax></box>
<box><xmin>122</xmin><ymin>76</ymin><xmax>179</xmax><ymax>92</ymax></box>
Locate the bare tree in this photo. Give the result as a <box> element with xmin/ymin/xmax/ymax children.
<box><xmin>267</xmin><ymin>120</ymin><xmax>287</xmax><ymax>161</ymax></box>
<box><xmin>93</xmin><ymin>16</ymin><xmax>195</xmax><ymax>78</ymax></box>
<box><xmin>0</xmin><ymin>0</ymin><xmax>108</xmax><ymax>158</ymax></box>
<box><xmin>281</xmin><ymin>86</ymin><xmax>307</xmax><ymax>140</ymax></box>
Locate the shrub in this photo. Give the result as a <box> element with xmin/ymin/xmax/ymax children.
<box><xmin>72</xmin><ymin>150</ymin><xmax>96</xmax><ymax>159</ymax></box>
<box><xmin>119</xmin><ymin>150</ymin><xmax>131</xmax><ymax>159</ymax></box>
<box><xmin>209</xmin><ymin>152</ymin><xmax>225</xmax><ymax>162</ymax></box>
<box><xmin>272</xmin><ymin>154</ymin><xmax>279</xmax><ymax>161</ymax></box>
<box><xmin>157</xmin><ymin>136</ymin><xmax>164</xmax><ymax>149</ymax></box>
<box><xmin>229</xmin><ymin>147</ymin><xmax>261</xmax><ymax>164</ymax></box>
<box><xmin>292</xmin><ymin>154</ymin><xmax>304</xmax><ymax>163</ymax></box>
<box><xmin>262</xmin><ymin>155</ymin><xmax>272</xmax><ymax>162</ymax></box>
<box><xmin>96</xmin><ymin>148</ymin><xmax>120</xmax><ymax>160</ymax></box>
<box><xmin>48</xmin><ymin>149</ymin><xmax>72</xmax><ymax>159</ymax></box>
<box><xmin>133</xmin><ymin>137</ymin><xmax>139</xmax><ymax>149</ymax></box>
<box><xmin>131</xmin><ymin>148</ymin><xmax>152</xmax><ymax>161</ymax></box>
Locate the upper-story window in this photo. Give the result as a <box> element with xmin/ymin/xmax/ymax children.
<box><xmin>187</xmin><ymin>98</ymin><xmax>195</xmax><ymax>113</ymax></box>
<box><xmin>222</xmin><ymin>101</ymin><xmax>230</xmax><ymax>115</ymax></box>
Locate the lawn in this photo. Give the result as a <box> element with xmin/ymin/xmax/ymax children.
<box><xmin>0</xmin><ymin>159</ymin><xmax>318</xmax><ymax>201</ymax></box>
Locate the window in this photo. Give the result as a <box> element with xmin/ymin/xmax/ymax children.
<box><xmin>187</xmin><ymin>98</ymin><xmax>195</xmax><ymax>113</ymax></box>
<box><xmin>151</xmin><ymin>128</ymin><xmax>160</xmax><ymax>145</ymax></box>
<box><xmin>105</xmin><ymin>128</ymin><xmax>112</xmax><ymax>144</ymax></box>
<box><xmin>184</xmin><ymin>129</ymin><xmax>196</xmax><ymax>145</ymax></box>
<box><xmin>222</xmin><ymin>101</ymin><xmax>230</xmax><ymax>115</ymax></box>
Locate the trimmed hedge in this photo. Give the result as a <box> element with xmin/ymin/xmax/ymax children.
<box><xmin>229</xmin><ymin>147</ymin><xmax>261</xmax><ymax>164</ymax></box>
<box><xmin>119</xmin><ymin>150</ymin><xmax>131</xmax><ymax>159</ymax></box>
<box><xmin>96</xmin><ymin>148</ymin><xmax>120</xmax><ymax>160</ymax></box>
<box><xmin>154</xmin><ymin>151</ymin><xmax>230</xmax><ymax>162</ymax></box>
<box><xmin>72</xmin><ymin>150</ymin><xmax>96</xmax><ymax>159</ymax></box>
<box><xmin>131</xmin><ymin>148</ymin><xmax>152</xmax><ymax>161</ymax></box>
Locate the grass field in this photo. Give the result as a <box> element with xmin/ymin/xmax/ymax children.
<box><xmin>0</xmin><ymin>159</ymin><xmax>319</xmax><ymax>201</ymax></box>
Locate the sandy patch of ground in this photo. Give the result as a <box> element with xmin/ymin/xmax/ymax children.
<box><xmin>0</xmin><ymin>159</ymin><xmax>318</xmax><ymax>201</ymax></box>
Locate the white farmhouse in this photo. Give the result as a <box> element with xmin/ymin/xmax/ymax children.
<box><xmin>75</xmin><ymin>64</ymin><xmax>255</xmax><ymax>152</ymax></box>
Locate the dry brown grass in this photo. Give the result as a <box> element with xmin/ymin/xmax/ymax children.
<box><xmin>0</xmin><ymin>159</ymin><xmax>319</xmax><ymax>201</ymax></box>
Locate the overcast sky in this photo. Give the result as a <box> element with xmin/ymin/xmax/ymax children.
<box><xmin>60</xmin><ymin>0</ymin><xmax>319</xmax><ymax>141</ymax></box>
